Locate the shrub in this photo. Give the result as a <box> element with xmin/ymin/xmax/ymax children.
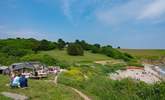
<box><xmin>91</xmin><ymin>46</ymin><xmax>101</xmax><ymax>53</ymax></box>
<box><xmin>57</xmin><ymin>39</ymin><xmax>66</xmax><ymax>50</ymax></box>
<box><xmin>0</xmin><ymin>53</ymin><xmax>20</xmax><ymax>65</ymax></box>
<box><xmin>21</xmin><ymin>54</ymin><xmax>58</xmax><ymax>66</ymax></box>
<box><xmin>1</xmin><ymin>46</ymin><xmax>33</xmax><ymax>57</ymax></box>
<box><xmin>67</xmin><ymin>43</ymin><xmax>84</xmax><ymax>56</ymax></box>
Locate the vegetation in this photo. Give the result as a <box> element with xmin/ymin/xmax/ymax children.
<box><xmin>57</xmin><ymin>39</ymin><xmax>66</xmax><ymax>50</ymax></box>
<box><xmin>40</xmin><ymin>49</ymin><xmax>112</xmax><ymax>64</ymax></box>
<box><xmin>67</xmin><ymin>43</ymin><xmax>84</xmax><ymax>56</ymax></box>
<box><xmin>58</xmin><ymin>64</ymin><xmax>165</xmax><ymax>100</ymax></box>
<box><xmin>0</xmin><ymin>38</ymin><xmax>165</xmax><ymax>100</ymax></box>
<box><xmin>0</xmin><ymin>38</ymin><xmax>136</xmax><ymax>66</ymax></box>
<box><xmin>0</xmin><ymin>75</ymin><xmax>83</xmax><ymax>100</ymax></box>
<box><xmin>21</xmin><ymin>54</ymin><xmax>58</xmax><ymax>66</ymax></box>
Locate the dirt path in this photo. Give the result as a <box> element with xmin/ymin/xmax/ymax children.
<box><xmin>70</xmin><ymin>87</ymin><xmax>91</xmax><ymax>100</ymax></box>
<box><xmin>53</xmin><ymin>75</ymin><xmax>58</xmax><ymax>85</ymax></box>
<box><xmin>54</xmin><ymin>73</ymin><xmax>91</xmax><ymax>100</ymax></box>
<box><xmin>1</xmin><ymin>92</ymin><xmax>28</xmax><ymax>100</ymax></box>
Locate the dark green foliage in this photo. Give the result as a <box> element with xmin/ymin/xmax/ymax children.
<box><xmin>67</xmin><ymin>43</ymin><xmax>84</xmax><ymax>56</ymax></box>
<box><xmin>93</xmin><ymin>44</ymin><xmax>101</xmax><ymax>48</ymax></box>
<box><xmin>91</xmin><ymin>45</ymin><xmax>101</xmax><ymax>53</ymax></box>
<box><xmin>57</xmin><ymin>39</ymin><xmax>66</xmax><ymax>50</ymax></box>
<box><xmin>75</xmin><ymin>40</ymin><xmax>91</xmax><ymax>50</ymax></box>
<box><xmin>21</xmin><ymin>54</ymin><xmax>58</xmax><ymax>66</ymax></box>
<box><xmin>38</xmin><ymin>39</ymin><xmax>56</xmax><ymax>51</ymax></box>
<box><xmin>31</xmin><ymin>39</ymin><xmax>56</xmax><ymax>52</ymax></box>
<box><xmin>56</xmin><ymin>61</ymin><xmax>70</xmax><ymax>69</ymax></box>
<box><xmin>0</xmin><ymin>53</ymin><xmax>20</xmax><ymax>65</ymax></box>
<box><xmin>99</xmin><ymin>46</ymin><xmax>133</xmax><ymax>61</ymax></box>
<box><xmin>1</xmin><ymin>46</ymin><xmax>33</xmax><ymax>57</ymax></box>
<box><xmin>0</xmin><ymin>38</ymin><xmax>37</xmax><ymax>49</ymax></box>
<box><xmin>117</xmin><ymin>46</ymin><xmax>121</xmax><ymax>49</ymax></box>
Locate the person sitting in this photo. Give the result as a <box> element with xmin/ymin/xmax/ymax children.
<box><xmin>11</xmin><ymin>74</ymin><xmax>21</xmax><ymax>88</ymax></box>
<box><xmin>19</xmin><ymin>75</ymin><xmax>28</xmax><ymax>88</ymax></box>
<box><xmin>10</xmin><ymin>72</ymin><xmax>15</xmax><ymax>86</ymax></box>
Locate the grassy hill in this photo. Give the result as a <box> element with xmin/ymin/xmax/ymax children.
<box><xmin>0</xmin><ymin>75</ymin><xmax>82</xmax><ymax>100</ymax></box>
<box><xmin>40</xmin><ymin>49</ymin><xmax>112</xmax><ymax>63</ymax></box>
<box><xmin>119</xmin><ymin>49</ymin><xmax>165</xmax><ymax>58</ymax></box>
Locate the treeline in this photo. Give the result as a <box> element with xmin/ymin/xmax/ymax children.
<box><xmin>0</xmin><ymin>38</ymin><xmax>63</xmax><ymax>56</ymax></box>
<box><xmin>0</xmin><ymin>38</ymin><xmax>134</xmax><ymax>65</ymax></box>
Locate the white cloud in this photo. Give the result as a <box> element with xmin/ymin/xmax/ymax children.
<box><xmin>61</xmin><ymin>0</ymin><xmax>75</xmax><ymax>20</ymax></box>
<box><xmin>60</xmin><ymin>0</ymin><xmax>109</xmax><ymax>25</ymax></box>
<box><xmin>96</xmin><ymin>0</ymin><xmax>165</xmax><ymax>26</ymax></box>
<box><xmin>138</xmin><ymin>0</ymin><xmax>165</xmax><ymax>20</ymax></box>
<box><xmin>0</xmin><ymin>29</ymin><xmax>47</xmax><ymax>39</ymax></box>
<box><xmin>96</xmin><ymin>0</ymin><xmax>141</xmax><ymax>25</ymax></box>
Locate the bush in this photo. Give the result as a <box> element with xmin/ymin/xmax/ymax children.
<box><xmin>0</xmin><ymin>53</ymin><xmax>20</xmax><ymax>65</ymax></box>
<box><xmin>56</xmin><ymin>61</ymin><xmax>70</xmax><ymax>69</ymax></box>
<box><xmin>1</xmin><ymin>46</ymin><xmax>33</xmax><ymax>57</ymax></box>
<box><xmin>21</xmin><ymin>54</ymin><xmax>58</xmax><ymax>66</ymax></box>
<box><xmin>91</xmin><ymin>46</ymin><xmax>100</xmax><ymax>53</ymax></box>
<box><xmin>67</xmin><ymin>43</ymin><xmax>84</xmax><ymax>56</ymax></box>
<box><xmin>57</xmin><ymin>39</ymin><xmax>66</xmax><ymax>50</ymax></box>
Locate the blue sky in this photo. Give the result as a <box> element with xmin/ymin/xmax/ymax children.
<box><xmin>0</xmin><ymin>0</ymin><xmax>165</xmax><ymax>49</ymax></box>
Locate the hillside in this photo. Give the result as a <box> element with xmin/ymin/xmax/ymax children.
<box><xmin>0</xmin><ymin>75</ymin><xmax>83</xmax><ymax>100</ymax></box>
<box><xmin>40</xmin><ymin>49</ymin><xmax>112</xmax><ymax>63</ymax></box>
<box><xmin>1</xmin><ymin>38</ymin><xmax>164</xmax><ymax>100</ymax></box>
<box><xmin>0</xmin><ymin>38</ymin><xmax>133</xmax><ymax>66</ymax></box>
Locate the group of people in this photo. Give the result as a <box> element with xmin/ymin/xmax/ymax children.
<box><xmin>10</xmin><ymin>72</ymin><xmax>28</xmax><ymax>88</ymax></box>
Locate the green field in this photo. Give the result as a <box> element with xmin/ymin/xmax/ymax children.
<box><xmin>0</xmin><ymin>75</ymin><xmax>82</xmax><ymax>100</ymax></box>
<box><xmin>119</xmin><ymin>49</ymin><xmax>165</xmax><ymax>58</ymax></box>
<box><xmin>40</xmin><ymin>49</ymin><xmax>112</xmax><ymax>63</ymax></box>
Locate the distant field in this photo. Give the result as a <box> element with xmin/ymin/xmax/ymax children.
<box><xmin>119</xmin><ymin>49</ymin><xmax>165</xmax><ymax>58</ymax></box>
<box><xmin>40</xmin><ymin>49</ymin><xmax>112</xmax><ymax>63</ymax></box>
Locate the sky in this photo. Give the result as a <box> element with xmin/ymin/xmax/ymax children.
<box><xmin>0</xmin><ymin>0</ymin><xmax>165</xmax><ymax>49</ymax></box>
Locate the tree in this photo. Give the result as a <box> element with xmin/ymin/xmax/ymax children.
<box><xmin>91</xmin><ymin>44</ymin><xmax>101</xmax><ymax>53</ymax></box>
<box><xmin>94</xmin><ymin>44</ymin><xmax>101</xmax><ymax>48</ymax></box>
<box><xmin>117</xmin><ymin>46</ymin><xmax>121</xmax><ymax>49</ymax></box>
<box><xmin>67</xmin><ymin>43</ymin><xmax>84</xmax><ymax>56</ymax></box>
<box><xmin>57</xmin><ymin>39</ymin><xmax>66</xmax><ymax>50</ymax></box>
<box><xmin>32</xmin><ymin>42</ymin><xmax>40</xmax><ymax>54</ymax></box>
<box><xmin>79</xmin><ymin>40</ymin><xmax>91</xmax><ymax>50</ymax></box>
<box><xmin>39</xmin><ymin>39</ymin><xmax>50</xmax><ymax>50</ymax></box>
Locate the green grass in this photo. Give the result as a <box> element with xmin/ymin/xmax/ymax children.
<box><xmin>0</xmin><ymin>95</ymin><xmax>11</xmax><ymax>100</ymax></box>
<box><xmin>40</xmin><ymin>49</ymin><xmax>112</xmax><ymax>63</ymax></box>
<box><xmin>119</xmin><ymin>49</ymin><xmax>165</xmax><ymax>58</ymax></box>
<box><xmin>0</xmin><ymin>75</ymin><xmax>83</xmax><ymax>100</ymax></box>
